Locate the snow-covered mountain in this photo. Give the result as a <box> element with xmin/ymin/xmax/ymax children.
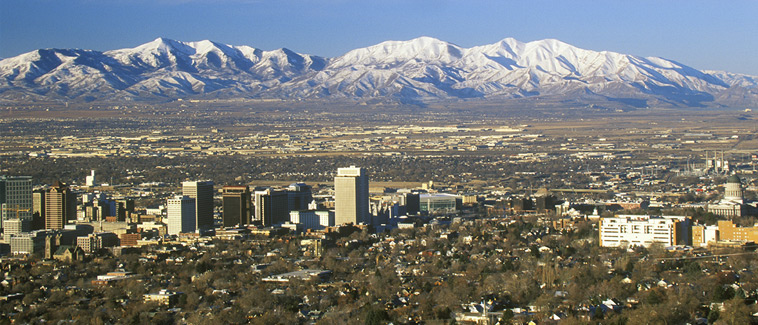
<box><xmin>1</xmin><ymin>36</ymin><xmax>756</xmax><ymax>107</ymax></box>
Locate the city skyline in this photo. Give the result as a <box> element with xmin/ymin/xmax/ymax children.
<box><xmin>2</xmin><ymin>1</ymin><xmax>758</xmax><ymax>75</ymax></box>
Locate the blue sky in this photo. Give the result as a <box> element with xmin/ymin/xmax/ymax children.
<box><xmin>2</xmin><ymin>0</ymin><xmax>757</xmax><ymax>75</ymax></box>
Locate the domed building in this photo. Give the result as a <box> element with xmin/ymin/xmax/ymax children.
<box><xmin>707</xmin><ymin>175</ymin><xmax>747</xmax><ymax>217</ymax></box>
<box><xmin>724</xmin><ymin>175</ymin><xmax>744</xmax><ymax>201</ymax></box>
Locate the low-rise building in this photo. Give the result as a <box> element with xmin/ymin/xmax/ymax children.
<box><xmin>3</xmin><ymin>218</ymin><xmax>30</xmax><ymax>236</ymax></box>
<box><xmin>717</xmin><ymin>220</ymin><xmax>758</xmax><ymax>242</ymax></box>
<box><xmin>91</xmin><ymin>270</ymin><xmax>138</xmax><ymax>286</ymax></box>
<box><xmin>692</xmin><ymin>224</ymin><xmax>719</xmax><ymax>247</ymax></box>
<box><xmin>9</xmin><ymin>230</ymin><xmax>47</xmax><ymax>255</ymax></box>
<box><xmin>77</xmin><ymin>232</ymin><xmax>119</xmax><ymax>253</ymax></box>
<box><xmin>144</xmin><ymin>289</ymin><xmax>182</xmax><ymax>306</ymax></box>
<box><xmin>262</xmin><ymin>269</ymin><xmax>332</xmax><ymax>283</ymax></box>
<box><xmin>420</xmin><ymin>193</ymin><xmax>460</xmax><ymax>214</ymax></box>
<box><xmin>119</xmin><ymin>233</ymin><xmax>141</xmax><ymax>247</ymax></box>
<box><xmin>599</xmin><ymin>215</ymin><xmax>691</xmax><ymax>247</ymax></box>
<box><xmin>289</xmin><ymin>210</ymin><xmax>334</xmax><ymax>230</ymax></box>
<box><xmin>53</xmin><ymin>245</ymin><xmax>85</xmax><ymax>262</ymax></box>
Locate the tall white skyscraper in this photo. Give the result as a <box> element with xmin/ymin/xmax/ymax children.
<box><xmin>1</xmin><ymin>176</ymin><xmax>33</xmax><ymax>230</ymax></box>
<box><xmin>167</xmin><ymin>195</ymin><xmax>196</xmax><ymax>235</ymax></box>
<box><xmin>334</xmin><ymin>166</ymin><xmax>369</xmax><ymax>225</ymax></box>
<box><xmin>85</xmin><ymin>170</ymin><xmax>97</xmax><ymax>187</ymax></box>
<box><xmin>182</xmin><ymin>181</ymin><xmax>214</xmax><ymax>230</ymax></box>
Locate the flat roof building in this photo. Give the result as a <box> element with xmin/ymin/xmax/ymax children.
<box><xmin>599</xmin><ymin>215</ymin><xmax>691</xmax><ymax>248</ymax></box>
<box><xmin>167</xmin><ymin>195</ymin><xmax>196</xmax><ymax>235</ymax></box>
<box><xmin>254</xmin><ymin>188</ymin><xmax>289</xmax><ymax>227</ymax></box>
<box><xmin>287</xmin><ymin>183</ymin><xmax>313</xmax><ymax>212</ymax></box>
<box><xmin>0</xmin><ymin>176</ymin><xmax>33</xmax><ymax>230</ymax></box>
<box><xmin>10</xmin><ymin>230</ymin><xmax>48</xmax><ymax>255</ymax></box>
<box><xmin>222</xmin><ymin>185</ymin><xmax>251</xmax><ymax>227</ymax></box>
<box><xmin>289</xmin><ymin>210</ymin><xmax>334</xmax><ymax>230</ymax></box>
<box><xmin>45</xmin><ymin>181</ymin><xmax>76</xmax><ymax>230</ymax></box>
<box><xmin>420</xmin><ymin>193</ymin><xmax>460</xmax><ymax>214</ymax></box>
<box><xmin>335</xmin><ymin>166</ymin><xmax>369</xmax><ymax>225</ymax></box>
<box><xmin>262</xmin><ymin>269</ymin><xmax>332</xmax><ymax>283</ymax></box>
<box><xmin>182</xmin><ymin>181</ymin><xmax>214</xmax><ymax>231</ymax></box>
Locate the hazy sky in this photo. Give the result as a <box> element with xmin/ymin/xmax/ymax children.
<box><xmin>2</xmin><ymin>0</ymin><xmax>757</xmax><ymax>75</ymax></box>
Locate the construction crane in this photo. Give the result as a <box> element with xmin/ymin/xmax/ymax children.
<box><xmin>1</xmin><ymin>205</ymin><xmax>30</xmax><ymax>219</ymax></box>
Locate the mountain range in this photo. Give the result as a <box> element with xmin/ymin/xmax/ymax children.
<box><xmin>1</xmin><ymin>36</ymin><xmax>757</xmax><ymax>108</ymax></box>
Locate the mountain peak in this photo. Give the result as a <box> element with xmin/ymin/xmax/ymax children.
<box><xmin>334</xmin><ymin>36</ymin><xmax>464</xmax><ymax>67</ymax></box>
<box><xmin>122</xmin><ymin>38</ymin><xmax>197</xmax><ymax>56</ymax></box>
<box><xmin>1</xmin><ymin>36</ymin><xmax>756</xmax><ymax>107</ymax></box>
<box><xmin>147</xmin><ymin>37</ymin><xmax>181</xmax><ymax>48</ymax></box>
<box><xmin>406</xmin><ymin>36</ymin><xmax>451</xmax><ymax>46</ymax></box>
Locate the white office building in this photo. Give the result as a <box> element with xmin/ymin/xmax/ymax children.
<box><xmin>599</xmin><ymin>215</ymin><xmax>692</xmax><ymax>248</ymax></box>
<box><xmin>85</xmin><ymin>170</ymin><xmax>97</xmax><ymax>187</ymax></box>
<box><xmin>290</xmin><ymin>210</ymin><xmax>334</xmax><ymax>230</ymax></box>
<box><xmin>334</xmin><ymin>166</ymin><xmax>369</xmax><ymax>225</ymax></box>
<box><xmin>167</xmin><ymin>196</ymin><xmax>196</xmax><ymax>235</ymax></box>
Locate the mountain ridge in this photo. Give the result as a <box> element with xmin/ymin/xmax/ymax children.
<box><xmin>1</xmin><ymin>36</ymin><xmax>757</xmax><ymax>108</ymax></box>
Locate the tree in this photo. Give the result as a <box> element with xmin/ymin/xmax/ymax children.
<box><xmin>713</xmin><ymin>286</ymin><xmax>736</xmax><ymax>303</ymax></box>
<box><xmin>708</xmin><ymin>308</ymin><xmax>720</xmax><ymax>323</ymax></box>
<box><xmin>716</xmin><ymin>298</ymin><xmax>753</xmax><ymax>325</ymax></box>
<box><xmin>363</xmin><ymin>304</ymin><xmax>390</xmax><ymax>325</ymax></box>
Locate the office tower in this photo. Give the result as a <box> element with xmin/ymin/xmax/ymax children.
<box><xmin>84</xmin><ymin>204</ymin><xmax>100</xmax><ymax>222</ymax></box>
<box><xmin>403</xmin><ymin>193</ymin><xmax>420</xmax><ymax>215</ymax></box>
<box><xmin>85</xmin><ymin>170</ymin><xmax>97</xmax><ymax>187</ymax></box>
<box><xmin>45</xmin><ymin>181</ymin><xmax>76</xmax><ymax>230</ymax></box>
<box><xmin>334</xmin><ymin>166</ymin><xmax>369</xmax><ymax>225</ymax></box>
<box><xmin>287</xmin><ymin>183</ymin><xmax>313</xmax><ymax>211</ymax></box>
<box><xmin>167</xmin><ymin>195</ymin><xmax>196</xmax><ymax>235</ymax></box>
<box><xmin>222</xmin><ymin>185</ymin><xmax>251</xmax><ymax>227</ymax></box>
<box><xmin>182</xmin><ymin>181</ymin><xmax>214</xmax><ymax>230</ymax></box>
<box><xmin>1</xmin><ymin>176</ymin><xmax>33</xmax><ymax>230</ymax></box>
<box><xmin>116</xmin><ymin>199</ymin><xmax>135</xmax><ymax>222</ymax></box>
<box><xmin>32</xmin><ymin>189</ymin><xmax>46</xmax><ymax>230</ymax></box>
<box><xmin>254</xmin><ymin>188</ymin><xmax>289</xmax><ymax>226</ymax></box>
<box><xmin>94</xmin><ymin>199</ymin><xmax>111</xmax><ymax>221</ymax></box>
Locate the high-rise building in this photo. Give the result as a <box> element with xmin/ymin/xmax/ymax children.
<box><xmin>254</xmin><ymin>188</ymin><xmax>289</xmax><ymax>226</ymax></box>
<box><xmin>182</xmin><ymin>181</ymin><xmax>214</xmax><ymax>230</ymax></box>
<box><xmin>167</xmin><ymin>195</ymin><xmax>196</xmax><ymax>235</ymax></box>
<box><xmin>287</xmin><ymin>183</ymin><xmax>313</xmax><ymax>211</ymax></box>
<box><xmin>334</xmin><ymin>166</ymin><xmax>369</xmax><ymax>225</ymax></box>
<box><xmin>402</xmin><ymin>192</ymin><xmax>420</xmax><ymax>215</ymax></box>
<box><xmin>116</xmin><ymin>199</ymin><xmax>135</xmax><ymax>222</ymax></box>
<box><xmin>32</xmin><ymin>189</ymin><xmax>46</xmax><ymax>230</ymax></box>
<box><xmin>0</xmin><ymin>176</ymin><xmax>33</xmax><ymax>230</ymax></box>
<box><xmin>45</xmin><ymin>181</ymin><xmax>76</xmax><ymax>230</ymax></box>
<box><xmin>85</xmin><ymin>170</ymin><xmax>97</xmax><ymax>187</ymax></box>
<box><xmin>222</xmin><ymin>185</ymin><xmax>251</xmax><ymax>227</ymax></box>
